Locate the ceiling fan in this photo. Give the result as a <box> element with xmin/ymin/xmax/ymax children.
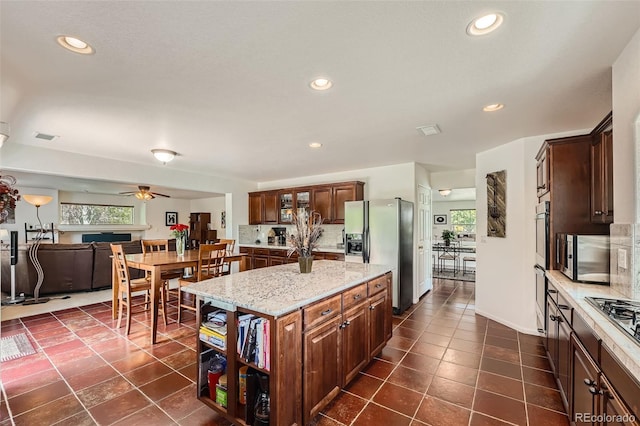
<box><xmin>119</xmin><ymin>185</ymin><xmax>170</xmax><ymax>200</ymax></box>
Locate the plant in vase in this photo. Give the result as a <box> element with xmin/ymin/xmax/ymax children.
<box><xmin>441</xmin><ymin>229</ymin><xmax>456</xmax><ymax>246</ymax></box>
<box><xmin>170</xmin><ymin>223</ymin><xmax>189</xmax><ymax>256</ymax></box>
<box><xmin>287</xmin><ymin>210</ymin><xmax>323</xmax><ymax>273</ymax></box>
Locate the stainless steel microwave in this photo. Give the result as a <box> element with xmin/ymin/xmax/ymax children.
<box><xmin>558</xmin><ymin>234</ymin><xmax>609</xmax><ymax>284</ymax></box>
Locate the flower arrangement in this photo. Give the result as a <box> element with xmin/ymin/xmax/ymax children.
<box><xmin>287</xmin><ymin>210</ymin><xmax>323</xmax><ymax>258</ymax></box>
<box><xmin>170</xmin><ymin>223</ymin><xmax>189</xmax><ymax>239</ymax></box>
<box><xmin>0</xmin><ymin>174</ymin><xmax>20</xmax><ymax>224</ymax></box>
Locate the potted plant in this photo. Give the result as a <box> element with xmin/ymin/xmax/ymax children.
<box><xmin>441</xmin><ymin>229</ymin><xmax>456</xmax><ymax>246</ymax></box>
<box><xmin>287</xmin><ymin>210</ymin><xmax>323</xmax><ymax>273</ymax></box>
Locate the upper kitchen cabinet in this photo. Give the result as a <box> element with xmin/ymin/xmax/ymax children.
<box><xmin>536</xmin><ymin>145</ymin><xmax>550</xmax><ymax>199</ymax></box>
<box><xmin>590</xmin><ymin>112</ymin><xmax>613</xmax><ymax>224</ymax></box>
<box><xmin>249</xmin><ymin>182</ymin><xmax>364</xmax><ymax>224</ymax></box>
<box><xmin>248</xmin><ymin>191</ymin><xmax>279</xmax><ymax>224</ymax></box>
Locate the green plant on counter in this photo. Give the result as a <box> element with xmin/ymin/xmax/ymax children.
<box><xmin>441</xmin><ymin>229</ymin><xmax>456</xmax><ymax>245</ymax></box>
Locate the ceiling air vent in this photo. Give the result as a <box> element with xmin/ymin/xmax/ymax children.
<box><xmin>416</xmin><ymin>124</ymin><xmax>441</xmax><ymax>136</ymax></box>
<box><xmin>34</xmin><ymin>132</ymin><xmax>58</xmax><ymax>141</ymax></box>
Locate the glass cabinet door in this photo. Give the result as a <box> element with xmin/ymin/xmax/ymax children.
<box><xmin>279</xmin><ymin>191</ymin><xmax>293</xmax><ymax>223</ymax></box>
<box><xmin>296</xmin><ymin>190</ymin><xmax>310</xmax><ymax>216</ymax></box>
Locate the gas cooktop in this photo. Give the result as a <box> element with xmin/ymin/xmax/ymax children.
<box><xmin>586</xmin><ymin>297</ymin><xmax>640</xmax><ymax>345</ymax></box>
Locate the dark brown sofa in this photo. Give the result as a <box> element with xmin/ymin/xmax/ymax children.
<box><xmin>0</xmin><ymin>240</ymin><xmax>173</xmax><ymax>296</ymax></box>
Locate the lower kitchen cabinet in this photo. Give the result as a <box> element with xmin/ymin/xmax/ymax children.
<box><xmin>342</xmin><ymin>299</ymin><xmax>369</xmax><ymax>385</ymax></box>
<box><xmin>571</xmin><ymin>334</ymin><xmax>601</xmax><ymax>424</ymax></box>
<box><xmin>240</xmin><ymin>246</ymin><xmax>344</xmax><ymax>270</ymax></box>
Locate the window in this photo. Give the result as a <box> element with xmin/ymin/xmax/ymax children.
<box><xmin>450</xmin><ymin>209</ymin><xmax>476</xmax><ymax>235</ymax></box>
<box><xmin>60</xmin><ymin>203</ymin><xmax>134</xmax><ymax>225</ymax></box>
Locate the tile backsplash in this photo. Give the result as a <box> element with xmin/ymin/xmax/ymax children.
<box><xmin>609</xmin><ymin>223</ymin><xmax>637</xmax><ymax>299</ymax></box>
<box><xmin>239</xmin><ymin>224</ymin><xmax>345</xmax><ymax>249</ymax></box>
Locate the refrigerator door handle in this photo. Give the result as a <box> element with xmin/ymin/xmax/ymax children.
<box><xmin>364</xmin><ymin>227</ymin><xmax>370</xmax><ymax>263</ymax></box>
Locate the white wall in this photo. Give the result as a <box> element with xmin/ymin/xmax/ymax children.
<box><xmin>190</xmin><ymin>196</ymin><xmax>226</xmax><ymax>234</ymax></box>
<box><xmin>612</xmin><ymin>28</ymin><xmax>640</xmax><ymax>223</ymax></box>
<box><xmin>430</xmin><ymin>168</ymin><xmax>476</xmax><ymax>191</ymax></box>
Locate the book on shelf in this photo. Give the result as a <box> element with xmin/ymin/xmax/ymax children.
<box><xmin>239</xmin><ymin>316</ymin><xmax>270</xmax><ymax>371</ymax></box>
<box><xmin>203</xmin><ymin>310</ymin><xmax>228</xmax><ymax>335</ymax></box>
<box><xmin>236</xmin><ymin>313</ymin><xmax>255</xmax><ymax>355</ymax></box>
<box><xmin>199</xmin><ymin>326</ymin><xmax>226</xmax><ymax>350</ymax></box>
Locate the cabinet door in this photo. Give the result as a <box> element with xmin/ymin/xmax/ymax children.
<box><xmin>312</xmin><ymin>187</ymin><xmax>332</xmax><ymax>223</ymax></box>
<box><xmin>369</xmin><ymin>293</ymin><xmax>387</xmax><ymax>358</ymax></box>
<box><xmin>599</xmin><ymin>375</ymin><xmax>638</xmax><ymax>426</ymax></box>
<box><xmin>253</xmin><ymin>256</ymin><xmax>269</xmax><ymax>269</ymax></box>
<box><xmin>536</xmin><ymin>149</ymin><xmax>549</xmax><ymax>198</ymax></box>
<box><xmin>332</xmin><ymin>184</ymin><xmax>358</xmax><ymax>224</ymax></box>
<box><xmin>279</xmin><ymin>191</ymin><xmax>293</xmax><ymax>224</ymax></box>
<box><xmin>590</xmin><ymin>131</ymin><xmax>613</xmax><ymax>224</ymax></box>
<box><xmin>547</xmin><ymin>299</ymin><xmax>559</xmax><ymax>376</ymax></box>
<box><xmin>263</xmin><ymin>192</ymin><xmax>279</xmax><ymax>224</ymax></box>
<box><xmin>558</xmin><ymin>311</ymin><xmax>571</xmax><ymax>403</ymax></box>
<box><xmin>249</xmin><ymin>193</ymin><xmax>263</xmax><ymax>224</ymax></box>
<box><xmin>342</xmin><ymin>303</ymin><xmax>369</xmax><ymax>385</ymax></box>
<box><xmin>296</xmin><ymin>189</ymin><xmax>311</xmax><ymax>216</ymax></box>
<box><xmin>303</xmin><ymin>316</ymin><xmax>342</xmax><ymax>423</ymax></box>
<box><xmin>269</xmin><ymin>257</ymin><xmax>286</xmax><ymax>266</ymax></box>
<box><xmin>571</xmin><ymin>335</ymin><xmax>600</xmax><ymax>426</ymax></box>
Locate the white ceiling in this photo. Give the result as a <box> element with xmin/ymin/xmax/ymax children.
<box><xmin>1</xmin><ymin>1</ymin><xmax>639</xmax><ymax>193</ymax></box>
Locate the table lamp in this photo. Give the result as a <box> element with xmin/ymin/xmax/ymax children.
<box><xmin>22</xmin><ymin>194</ymin><xmax>53</xmax><ymax>305</ymax></box>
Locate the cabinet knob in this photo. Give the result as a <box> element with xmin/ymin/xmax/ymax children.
<box><xmin>594</xmin><ymin>210</ymin><xmax>603</xmax><ymax>215</ymax></box>
<box><xmin>369</xmin><ymin>305</ymin><xmax>375</xmax><ymax>311</ymax></box>
<box><xmin>583</xmin><ymin>378</ymin><xmax>595</xmax><ymax>386</ymax></box>
<box><xmin>549</xmin><ymin>315</ymin><xmax>557</xmax><ymax>322</ymax></box>
<box><xmin>353</xmin><ymin>294</ymin><xmax>362</xmax><ymax>300</ymax></box>
<box><xmin>345</xmin><ymin>320</ymin><xmax>350</xmax><ymax>326</ymax></box>
<box><xmin>588</xmin><ymin>386</ymin><xmax>602</xmax><ymax>395</ymax></box>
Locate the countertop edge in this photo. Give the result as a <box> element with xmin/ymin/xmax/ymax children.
<box><xmin>546</xmin><ymin>270</ymin><xmax>640</xmax><ymax>383</ymax></box>
<box><xmin>239</xmin><ymin>243</ymin><xmax>345</xmax><ymax>254</ymax></box>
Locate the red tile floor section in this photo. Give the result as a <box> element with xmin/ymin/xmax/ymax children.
<box><xmin>0</xmin><ymin>280</ymin><xmax>569</xmax><ymax>425</ymax></box>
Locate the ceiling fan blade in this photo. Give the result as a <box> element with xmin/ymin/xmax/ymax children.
<box><xmin>119</xmin><ymin>191</ymin><xmax>136</xmax><ymax>195</ymax></box>
<box><xmin>152</xmin><ymin>192</ymin><xmax>170</xmax><ymax>198</ymax></box>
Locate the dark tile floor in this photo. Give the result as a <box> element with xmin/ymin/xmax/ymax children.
<box><xmin>0</xmin><ymin>279</ymin><xmax>569</xmax><ymax>425</ymax></box>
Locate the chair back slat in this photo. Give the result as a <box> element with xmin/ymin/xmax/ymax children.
<box><xmin>197</xmin><ymin>243</ymin><xmax>227</xmax><ymax>281</ymax></box>
<box><xmin>142</xmin><ymin>239</ymin><xmax>170</xmax><ymax>254</ymax></box>
<box><xmin>111</xmin><ymin>244</ymin><xmax>131</xmax><ymax>287</ymax></box>
<box><xmin>218</xmin><ymin>239</ymin><xmax>235</xmax><ymax>253</ymax></box>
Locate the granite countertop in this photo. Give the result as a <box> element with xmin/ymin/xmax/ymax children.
<box><xmin>546</xmin><ymin>270</ymin><xmax>640</xmax><ymax>383</ymax></box>
<box><xmin>182</xmin><ymin>260</ymin><xmax>393</xmax><ymax>317</ymax></box>
<box><xmin>239</xmin><ymin>242</ymin><xmax>345</xmax><ymax>254</ymax></box>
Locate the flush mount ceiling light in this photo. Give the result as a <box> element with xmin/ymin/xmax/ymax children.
<box><xmin>438</xmin><ymin>189</ymin><xmax>452</xmax><ymax>197</ymax></box>
<box><xmin>467</xmin><ymin>12</ymin><xmax>504</xmax><ymax>36</ymax></box>
<box><xmin>309</xmin><ymin>78</ymin><xmax>333</xmax><ymax>91</ymax></box>
<box><xmin>416</xmin><ymin>124</ymin><xmax>441</xmax><ymax>136</ymax></box>
<box><xmin>56</xmin><ymin>35</ymin><xmax>95</xmax><ymax>54</ymax></box>
<box><xmin>483</xmin><ymin>103</ymin><xmax>504</xmax><ymax>112</ymax></box>
<box><xmin>151</xmin><ymin>149</ymin><xmax>177</xmax><ymax>164</ymax></box>
<box><xmin>0</xmin><ymin>122</ymin><xmax>9</xmax><ymax>147</ymax></box>
<box><xmin>308</xmin><ymin>142</ymin><xmax>323</xmax><ymax>148</ymax></box>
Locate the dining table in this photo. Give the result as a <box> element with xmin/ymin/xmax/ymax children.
<box><xmin>112</xmin><ymin>249</ymin><xmax>248</xmax><ymax>343</ymax></box>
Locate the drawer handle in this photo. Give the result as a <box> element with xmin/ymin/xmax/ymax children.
<box><xmin>321</xmin><ymin>309</ymin><xmax>332</xmax><ymax>316</ymax></box>
<box><xmin>558</xmin><ymin>304</ymin><xmax>570</xmax><ymax>310</ymax></box>
<box><xmin>548</xmin><ymin>289</ymin><xmax>557</xmax><ymax>294</ymax></box>
<box><xmin>375</xmin><ymin>283</ymin><xmax>383</xmax><ymax>288</ymax></box>
<box><xmin>549</xmin><ymin>315</ymin><xmax>557</xmax><ymax>322</ymax></box>
<box><xmin>369</xmin><ymin>305</ymin><xmax>375</xmax><ymax>311</ymax></box>
<box><xmin>353</xmin><ymin>294</ymin><xmax>362</xmax><ymax>300</ymax></box>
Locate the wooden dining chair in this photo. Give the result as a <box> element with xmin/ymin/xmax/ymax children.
<box><xmin>141</xmin><ymin>239</ymin><xmax>183</xmax><ymax>302</ymax></box>
<box><xmin>177</xmin><ymin>243</ymin><xmax>227</xmax><ymax>323</ymax></box>
<box><xmin>111</xmin><ymin>243</ymin><xmax>167</xmax><ymax>335</ymax></box>
<box><xmin>217</xmin><ymin>238</ymin><xmax>235</xmax><ymax>275</ymax></box>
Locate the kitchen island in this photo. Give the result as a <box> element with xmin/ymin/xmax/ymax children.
<box><xmin>183</xmin><ymin>260</ymin><xmax>394</xmax><ymax>425</ymax></box>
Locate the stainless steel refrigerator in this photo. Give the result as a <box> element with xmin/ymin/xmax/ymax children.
<box><xmin>344</xmin><ymin>198</ymin><xmax>414</xmax><ymax>314</ymax></box>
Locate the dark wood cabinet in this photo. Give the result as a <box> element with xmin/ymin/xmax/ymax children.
<box><xmin>342</xmin><ymin>303</ymin><xmax>369</xmax><ymax>385</ymax></box>
<box><xmin>536</xmin><ymin>146</ymin><xmax>550</xmax><ymax>198</ymax></box>
<box><xmin>303</xmin><ymin>315</ymin><xmax>342</xmax><ymax>423</ymax></box>
<box><xmin>240</xmin><ymin>246</ymin><xmax>343</xmax><ymax>269</ymax></box>
<box><xmin>571</xmin><ymin>334</ymin><xmax>600</xmax><ymax>425</ymax></box>
<box><xmin>249</xmin><ymin>181</ymin><xmax>364</xmax><ymax>224</ymax></box>
<box><xmin>189</xmin><ymin>212</ymin><xmax>211</xmax><ymax>248</ymax></box>
<box><xmin>590</xmin><ymin>122</ymin><xmax>613</xmax><ymax>224</ymax></box>
<box><xmin>368</xmin><ymin>293</ymin><xmax>387</xmax><ymax>358</ymax></box>
<box><xmin>546</xmin><ymin>285</ymin><xmax>572</xmax><ymax>408</ymax></box>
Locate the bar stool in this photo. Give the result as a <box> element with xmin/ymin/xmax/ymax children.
<box><xmin>463</xmin><ymin>256</ymin><xmax>476</xmax><ymax>275</ymax></box>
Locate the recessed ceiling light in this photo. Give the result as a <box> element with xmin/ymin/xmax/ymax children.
<box><xmin>467</xmin><ymin>13</ymin><xmax>504</xmax><ymax>36</ymax></box>
<box><xmin>309</xmin><ymin>142</ymin><xmax>323</xmax><ymax>148</ymax></box>
<box><xmin>483</xmin><ymin>103</ymin><xmax>504</xmax><ymax>112</ymax></box>
<box><xmin>56</xmin><ymin>35</ymin><xmax>94</xmax><ymax>54</ymax></box>
<box><xmin>309</xmin><ymin>78</ymin><xmax>333</xmax><ymax>91</ymax></box>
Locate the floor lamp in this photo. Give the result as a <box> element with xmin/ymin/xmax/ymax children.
<box><xmin>22</xmin><ymin>194</ymin><xmax>53</xmax><ymax>305</ymax></box>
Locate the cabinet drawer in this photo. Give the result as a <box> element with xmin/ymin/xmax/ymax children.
<box><xmin>254</xmin><ymin>248</ymin><xmax>270</xmax><ymax>256</ymax></box>
<box><xmin>368</xmin><ymin>275</ymin><xmax>387</xmax><ymax>297</ymax></box>
<box><xmin>557</xmin><ymin>293</ymin><xmax>572</xmax><ymax>325</ymax></box>
<box><xmin>303</xmin><ymin>294</ymin><xmax>342</xmax><ymax>330</ymax></box>
<box><xmin>270</xmin><ymin>249</ymin><xmax>288</xmax><ymax>258</ymax></box>
<box><xmin>343</xmin><ymin>284</ymin><xmax>367</xmax><ymax>309</ymax></box>
<box><xmin>239</xmin><ymin>246</ymin><xmax>252</xmax><ymax>254</ymax></box>
<box><xmin>322</xmin><ymin>253</ymin><xmax>345</xmax><ymax>261</ymax></box>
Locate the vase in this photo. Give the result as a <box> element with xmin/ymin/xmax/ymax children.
<box><xmin>445</xmin><ymin>240</ymin><xmax>450</xmax><ymax>247</ymax></box>
<box><xmin>298</xmin><ymin>256</ymin><xmax>313</xmax><ymax>273</ymax></box>
<box><xmin>176</xmin><ymin>235</ymin><xmax>186</xmax><ymax>256</ymax></box>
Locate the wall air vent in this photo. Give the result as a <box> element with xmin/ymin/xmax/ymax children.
<box><xmin>416</xmin><ymin>124</ymin><xmax>441</xmax><ymax>136</ymax></box>
<box><xmin>34</xmin><ymin>132</ymin><xmax>58</xmax><ymax>141</ymax></box>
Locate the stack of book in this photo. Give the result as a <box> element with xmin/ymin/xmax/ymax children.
<box><xmin>237</xmin><ymin>314</ymin><xmax>270</xmax><ymax>371</ymax></box>
<box><xmin>199</xmin><ymin>311</ymin><xmax>227</xmax><ymax>351</ymax></box>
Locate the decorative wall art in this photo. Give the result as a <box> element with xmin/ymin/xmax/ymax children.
<box><xmin>221</xmin><ymin>211</ymin><xmax>226</xmax><ymax>229</ymax></box>
<box><xmin>486</xmin><ymin>170</ymin><xmax>506</xmax><ymax>237</ymax></box>
<box><xmin>433</xmin><ymin>214</ymin><xmax>447</xmax><ymax>225</ymax></box>
<box><xmin>165</xmin><ymin>211</ymin><xmax>178</xmax><ymax>226</ymax></box>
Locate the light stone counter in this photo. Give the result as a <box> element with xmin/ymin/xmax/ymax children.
<box><xmin>546</xmin><ymin>270</ymin><xmax>640</xmax><ymax>383</ymax></box>
<box><xmin>239</xmin><ymin>243</ymin><xmax>345</xmax><ymax>254</ymax></box>
<box><xmin>182</xmin><ymin>260</ymin><xmax>393</xmax><ymax>317</ymax></box>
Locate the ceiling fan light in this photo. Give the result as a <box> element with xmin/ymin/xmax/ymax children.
<box><xmin>151</xmin><ymin>149</ymin><xmax>177</xmax><ymax>163</ymax></box>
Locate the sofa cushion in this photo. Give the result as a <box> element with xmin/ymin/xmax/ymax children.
<box><xmin>91</xmin><ymin>241</ymin><xmax>144</xmax><ymax>290</ymax></box>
